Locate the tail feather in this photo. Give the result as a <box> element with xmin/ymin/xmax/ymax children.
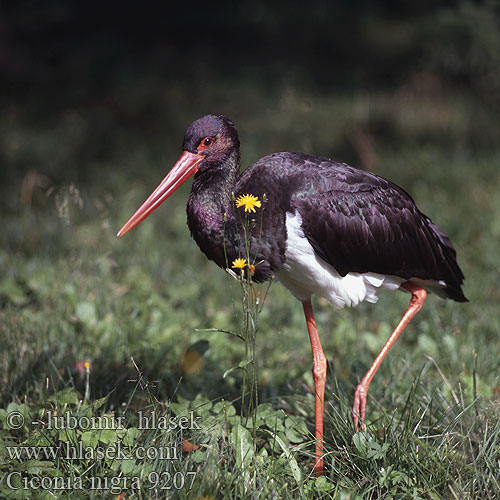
<box><xmin>427</xmin><ymin>220</ymin><xmax>468</xmax><ymax>302</ymax></box>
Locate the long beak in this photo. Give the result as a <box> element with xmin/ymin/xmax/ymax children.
<box><xmin>117</xmin><ymin>151</ymin><xmax>204</xmax><ymax>237</ymax></box>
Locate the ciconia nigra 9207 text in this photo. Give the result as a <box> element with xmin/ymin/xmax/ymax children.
<box><xmin>117</xmin><ymin>115</ymin><xmax>467</xmax><ymax>475</ymax></box>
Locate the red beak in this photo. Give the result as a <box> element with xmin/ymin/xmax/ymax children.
<box><xmin>117</xmin><ymin>151</ymin><xmax>204</xmax><ymax>237</ymax></box>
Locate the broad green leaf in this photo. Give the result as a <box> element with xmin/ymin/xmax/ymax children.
<box><xmin>47</xmin><ymin>388</ymin><xmax>81</xmax><ymax>406</ymax></box>
<box><xmin>120</xmin><ymin>457</ymin><xmax>137</xmax><ymax>474</ymax></box>
<box><xmin>230</xmin><ymin>423</ymin><xmax>254</xmax><ymax>469</ymax></box>
<box><xmin>122</xmin><ymin>427</ymin><xmax>140</xmax><ymax>447</ymax></box>
<box><xmin>264</xmin><ymin>430</ymin><xmax>302</xmax><ymax>483</ymax></box>
<box><xmin>81</xmin><ymin>430</ymin><xmax>99</xmax><ymax>447</ymax></box>
<box><xmin>352</xmin><ymin>432</ymin><xmax>374</xmax><ymax>458</ymax></box>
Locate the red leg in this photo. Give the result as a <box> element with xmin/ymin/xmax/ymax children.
<box><xmin>302</xmin><ymin>298</ymin><xmax>327</xmax><ymax>476</ymax></box>
<box><xmin>352</xmin><ymin>282</ymin><xmax>427</xmax><ymax>431</ymax></box>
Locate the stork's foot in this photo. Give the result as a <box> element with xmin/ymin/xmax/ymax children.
<box><xmin>352</xmin><ymin>382</ymin><xmax>368</xmax><ymax>431</ymax></box>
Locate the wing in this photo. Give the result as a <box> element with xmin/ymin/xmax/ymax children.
<box><xmin>277</xmin><ymin>153</ymin><xmax>467</xmax><ymax>301</ymax></box>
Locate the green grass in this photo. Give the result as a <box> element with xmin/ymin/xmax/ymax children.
<box><xmin>1</xmin><ymin>75</ymin><xmax>500</xmax><ymax>499</ymax></box>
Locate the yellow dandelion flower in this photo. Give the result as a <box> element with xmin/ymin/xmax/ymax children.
<box><xmin>235</xmin><ymin>194</ymin><xmax>262</xmax><ymax>213</ymax></box>
<box><xmin>232</xmin><ymin>258</ymin><xmax>247</xmax><ymax>269</ymax></box>
<box><xmin>249</xmin><ymin>264</ymin><xmax>255</xmax><ymax>275</ymax></box>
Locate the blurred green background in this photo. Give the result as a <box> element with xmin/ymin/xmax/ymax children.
<box><xmin>2</xmin><ymin>0</ymin><xmax>500</xmax><ymax>407</ymax></box>
<box><xmin>1</xmin><ymin>2</ymin><xmax>500</xmax><ymax>496</ymax></box>
<box><xmin>3</xmin><ymin>0</ymin><xmax>500</xmax><ymax>404</ymax></box>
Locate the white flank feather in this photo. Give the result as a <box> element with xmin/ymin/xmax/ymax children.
<box><xmin>277</xmin><ymin>212</ymin><xmax>405</xmax><ymax>308</ymax></box>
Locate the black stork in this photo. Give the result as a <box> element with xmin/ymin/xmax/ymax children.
<box><xmin>117</xmin><ymin>114</ymin><xmax>467</xmax><ymax>475</ymax></box>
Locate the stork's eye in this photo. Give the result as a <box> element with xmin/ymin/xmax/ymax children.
<box><xmin>197</xmin><ymin>136</ymin><xmax>214</xmax><ymax>153</ymax></box>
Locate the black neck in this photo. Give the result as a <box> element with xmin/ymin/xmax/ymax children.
<box><xmin>186</xmin><ymin>150</ymin><xmax>240</xmax><ymax>265</ymax></box>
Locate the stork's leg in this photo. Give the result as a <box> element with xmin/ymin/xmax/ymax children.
<box><xmin>352</xmin><ymin>282</ymin><xmax>427</xmax><ymax>431</ymax></box>
<box><xmin>302</xmin><ymin>298</ymin><xmax>327</xmax><ymax>476</ymax></box>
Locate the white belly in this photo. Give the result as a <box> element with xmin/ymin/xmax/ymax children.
<box><xmin>276</xmin><ymin>212</ymin><xmax>404</xmax><ymax>308</ymax></box>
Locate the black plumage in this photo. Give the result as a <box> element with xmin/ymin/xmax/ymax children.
<box><xmin>250</xmin><ymin>153</ymin><xmax>467</xmax><ymax>302</ymax></box>
<box><xmin>117</xmin><ymin>114</ymin><xmax>467</xmax><ymax>473</ymax></box>
<box><xmin>185</xmin><ymin>131</ymin><xmax>466</xmax><ymax>302</ymax></box>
